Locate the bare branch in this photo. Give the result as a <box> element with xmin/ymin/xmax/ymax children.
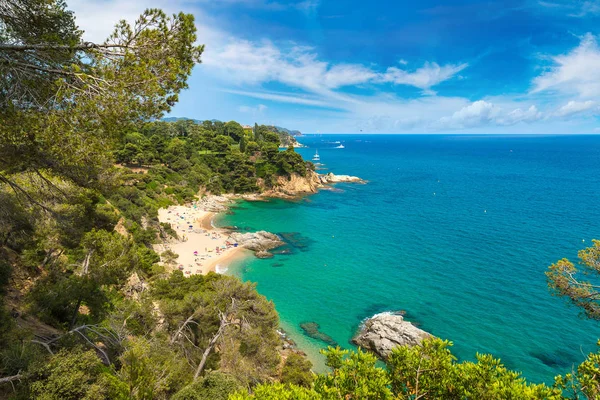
<box><xmin>31</xmin><ymin>339</ymin><xmax>54</xmax><ymax>355</ymax></box>
<box><xmin>0</xmin><ymin>374</ymin><xmax>23</xmax><ymax>385</ymax></box>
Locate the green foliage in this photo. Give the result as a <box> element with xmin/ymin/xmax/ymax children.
<box><xmin>388</xmin><ymin>338</ymin><xmax>561</xmax><ymax>399</ymax></box>
<box><xmin>547</xmin><ymin>239</ymin><xmax>600</xmax><ymax>320</ymax></box>
<box><xmin>25</xmin><ymin>348</ymin><xmax>123</xmax><ymax>400</ymax></box>
<box><xmin>117</xmin><ymin>337</ymin><xmax>190</xmax><ymax>400</ymax></box>
<box><xmin>172</xmin><ymin>372</ymin><xmax>242</xmax><ymax>400</ymax></box>
<box><xmin>27</xmin><ymin>229</ymin><xmax>159</xmax><ymax>328</ymax></box>
<box><xmin>280</xmin><ymin>353</ymin><xmax>314</xmax><ymax>388</ymax></box>
<box><xmin>555</xmin><ymin>340</ymin><xmax>600</xmax><ymax>399</ymax></box>
<box><xmin>238</xmin><ymin>339</ymin><xmax>566</xmax><ymax>400</ymax></box>
<box><xmin>0</xmin><ymin>2</ymin><xmax>310</xmax><ymax>398</ymax></box>
<box><xmin>224</xmin><ymin>121</ymin><xmax>245</xmax><ymax>143</ymax></box>
<box><xmin>153</xmin><ymin>272</ymin><xmax>281</xmax><ymax>385</ymax></box>
<box><xmin>1</xmin><ymin>4</ymin><xmax>204</xmax><ymax>202</ymax></box>
<box><xmin>315</xmin><ymin>347</ymin><xmax>392</xmax><ymax>399</ymax></box>
<box><xmin>231</xmin><ymin>383</ymin><xmax>320</xmax><ymax>400</ymax></box>
<box><xmin>108</xmin><ymin>120</ymin><xmax>308</xmax><ymax>199</ymax></box>
<box><xmin>0</xmin><ymin>339</ymin><xmax>44</xmax><ymax>378</ymax></box>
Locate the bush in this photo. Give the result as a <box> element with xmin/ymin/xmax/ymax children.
<box><xmin>280</xmin><ymin>353</ymin><xmax>314</xmax><ymax>387</ymax></box>
<box><xmin>172</xmin><ymin>372</ymin><xmax>243</xmax><ymax>400</ymax></box>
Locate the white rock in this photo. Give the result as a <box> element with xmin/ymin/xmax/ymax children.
<box><xmin>352</xmin><ymin>312</ymin><xmax>432</xmax><ymax>359</ymax></box>
<box><xmin>319</xmin><ymin>172</ymin><xmax>363</xmax><ymax>184</ymax></box>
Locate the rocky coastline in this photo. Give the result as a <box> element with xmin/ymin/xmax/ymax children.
<box><xmin>260</xmin><ymin>171</ymin><xmax>365</xmax><ymax>199</ymax></box>
<box><xmin>229</xmin><ymin>231</ymin><xmax>284</xmax><ymax>259</ymax></box>
<box><xmin>352</xmin><ymin>312</ymin><xmax>433</xmax><ymax>359</ymax></box>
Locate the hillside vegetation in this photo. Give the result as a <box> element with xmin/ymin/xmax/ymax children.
<box><xmin>1</xmin><ymin>1</ymin><xmax>600</xmax><ymax>399</ymax></box>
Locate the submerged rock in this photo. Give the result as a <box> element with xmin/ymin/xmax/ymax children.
<box><xmin>300</xmin><ymin>322</ymin><xmax>338</xmax><ymax>347</ymax></box>
<box><xmin>352</xmin><ymin>312</ymin><xmax>432</xmax><ymax>359</ymax></box>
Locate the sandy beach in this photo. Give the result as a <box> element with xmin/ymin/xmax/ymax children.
<box><xmin>157</xmin><ymin>200</ymin><xmax>247</xmax><ymax>276</ymax></box>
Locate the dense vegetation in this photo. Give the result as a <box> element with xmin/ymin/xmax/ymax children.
<box><xmin>1</xmin><ymin>1</ymin><xmax>600</xmax><ymax>399</ymax></box>
<box><xmin>113</xmin><ymin>119</ymin><xmax>311</xmax><ymax>197</ymax></box>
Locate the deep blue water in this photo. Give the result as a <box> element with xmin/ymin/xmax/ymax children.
<box><xmin>218</xmin><ymin>134</ymin><xmax>600</xmax><ymax>384</ymax></box>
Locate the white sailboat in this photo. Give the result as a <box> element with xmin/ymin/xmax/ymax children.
<box><xmin>312</xmin><ymin>149</ymin><xmax>320</xmax><ymax>161</ymax></box>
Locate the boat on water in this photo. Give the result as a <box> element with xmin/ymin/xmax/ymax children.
<box><xmin>312</xmin><ymin>150</ymin><xmax>320</xmax><ymax>161</ymax></box>
<box><xmin>335</xmin><ymin>144</ymin><xmax>345</xmax><ymax>149</ymax></box>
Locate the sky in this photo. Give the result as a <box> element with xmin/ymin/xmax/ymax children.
<box><xmin>69</xmin><ymin>0</ymin><xmax>600</xmax><ymax>133</ymax></box>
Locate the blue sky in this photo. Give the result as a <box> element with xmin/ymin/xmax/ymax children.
<box><xmin>71</xmin><ymin>0</ymin><xmax>600</xmax><ymax>133</ymax></box>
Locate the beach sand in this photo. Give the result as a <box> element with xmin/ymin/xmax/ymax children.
<box><xmin>157</xmin><ymin>202</ymin><xmax>247</xmax><ymax>276</ymax></box>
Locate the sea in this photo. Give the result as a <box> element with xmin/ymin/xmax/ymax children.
<box><xmin>217</xmin><ymin>134</ymin><xmax>600</xmax><ymax>384</ymax></box>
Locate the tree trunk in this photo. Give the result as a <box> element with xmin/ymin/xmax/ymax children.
<box><xmin>69</xmin><ymin>297</ymin><xmax>83</xmax><ymax>330</ymax></box>
<box><xmin>69</xmin><ymin>250</ymin><xmax>93</xmax><ymax>329</ymax></box>
<box><xmin>194</xmin><ymin>320</ymin><xmax>226</xmax><ymax>379</ymax></box>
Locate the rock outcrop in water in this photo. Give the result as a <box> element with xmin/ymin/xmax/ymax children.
<box><xmin>352</xmin><ymin>312</ymin><xmax>432</xmax><ymax>359</ymax></box>
<box><xmin>262</xmin><ymin>171</ymin><xmax>365</xmax><ymax>198</ymax></box>
<box><xmin>318</xmin><ymin>172</ymin><xmax>364</xmax><ymax>184</ymax></box>
<box><xmin>229</xmin><ymin>231</ymin><xmax>284</xmax><ymax>258</ymax></box>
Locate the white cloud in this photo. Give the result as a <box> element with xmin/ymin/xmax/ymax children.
<box><xmin>555</xmin><ymin>100</ymin><xmax>597</xmax><ymax>117</ymax></box>
<box><xmin>497</xmin><ymin>105</ymin><xmax>542</xmax><ymax>125</ymax></box>
<box><xmin>382</xmin><ymin>62</ymin><xmax>468</xmax><ymax>92</ymax></box>
<box><xmin>435</xmin><ymin>101</ymin><xmax>543</xmax><ymax>129</ymax></box>
<box><xmin>532</xmin><ymin>33</ymin><xmax>600</xmax><ymax>98</ymax></box>
<box><xmin>536</xmin><ymin>1</ymin><xmax>600</xmax><ymax>17</ymax></box>
<box><xmin>223</xmin><ymin>89</ymin><xmax>335</xmax><ymax>107</ymax></box>
<box><xmin>437</xmin><ymin>100</ymin><xmax>497</xmax><ymax>128</ymax></box>
<box><xmin>239</xmin><ymin>104</ymin><xmax>268</xmax><ymax>113</ymax></box>
<box><xmin>573</xmin><ymin>1</ymin><xmax>600</xmax><ymax>16</ymax></box>
<box><xmin>203</xmin><ymin>40</ymin><xmax>379</xmax><ymax>98</ymax></box>
<box><xmin>205</xmin><ymin>40</ymin><xmax>464</xmax><ymax>96</ymax></box>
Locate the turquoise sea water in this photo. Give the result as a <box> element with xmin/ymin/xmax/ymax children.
<box><xmin>218</xmin><ymin>134</ymin><xmax>600</xmax><ymax>384</ymax></box>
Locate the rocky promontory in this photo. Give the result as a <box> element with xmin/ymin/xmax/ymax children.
<box><xmin>318</xmin><ymin>172</ymin><xmax>364</xmax><ymax>184</ymax></box>
<box><xmin>229</xmin><ymin>231</ymin><xmax>284</xmax><ymax>258</ymax></box>
<box><xmin>352</xmin><ymin>312</ymin><xmax>432</xmax><ymax>359</ymax></box>
<box><xmin>262</xmin><ymin>171</ymin><xmax>365</xmax><ymax>198</ymax></box>
<box><xmin>195</xmin><ymin>195</ymin><xmax>231</xmax><ymax>212</ymax></box>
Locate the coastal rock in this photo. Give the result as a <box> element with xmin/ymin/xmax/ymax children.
<box><xmin>229</xmin><ymin>231</ymin><xmax>284</xmax><ymax>255</ymax></box>
<box><xmin>255</xmin><ymin>250</ymin><xmax>274</xmax><ymax>259</ymax></box>
<box><xmin>196</xmin><ymin>195</ymin><xmax>231</xmax><ymax>212</ymax></box>
<box><xmin>271</xmin><ymin>173</ymin><xmax>322</xmax><ymax>197</ymax></box>
<box><xmin>262</xmin><ymin>171</ymin><xmax>364</xmax><ymax>198</ymax></box>
<box><xmin>319</xmin><ymin>172</ymin><xmax>364</xmax><ymax>184</ymax></box>
<box><xmin>352</xmin><ymin>312</ymin><xmax>432</xmax><ymax>359</ymax></box>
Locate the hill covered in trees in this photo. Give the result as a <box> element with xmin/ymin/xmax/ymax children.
<box><xmin>161</xmin><ymin>118</ymin><xmax>303</xmax><ymax>148</ymax></box>
<box><xmin>1</xmin><ymin>1</ymin><xmax>600</xmax><ymax>399</ymax></box>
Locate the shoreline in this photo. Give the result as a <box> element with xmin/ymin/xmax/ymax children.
<box><xmin>156</xmin><ymin>199</ymin><xmax>252</xmax><ymax>276</ymax></box>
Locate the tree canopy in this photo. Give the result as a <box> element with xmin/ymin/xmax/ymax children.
<box><xmin>547</xmin><ymin>239</ymin><xmax>600</xmax><ymax>320</ymax></box>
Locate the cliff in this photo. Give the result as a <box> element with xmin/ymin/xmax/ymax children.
<box><xmin>265</xmin><ymin>125</ymin><xmax>304</xmax><ymax>148</ymax></box>
<box><xmin>261</xmin><ymin>171</ymin><xmax>364</xmax><ymax>198</ymax></box>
